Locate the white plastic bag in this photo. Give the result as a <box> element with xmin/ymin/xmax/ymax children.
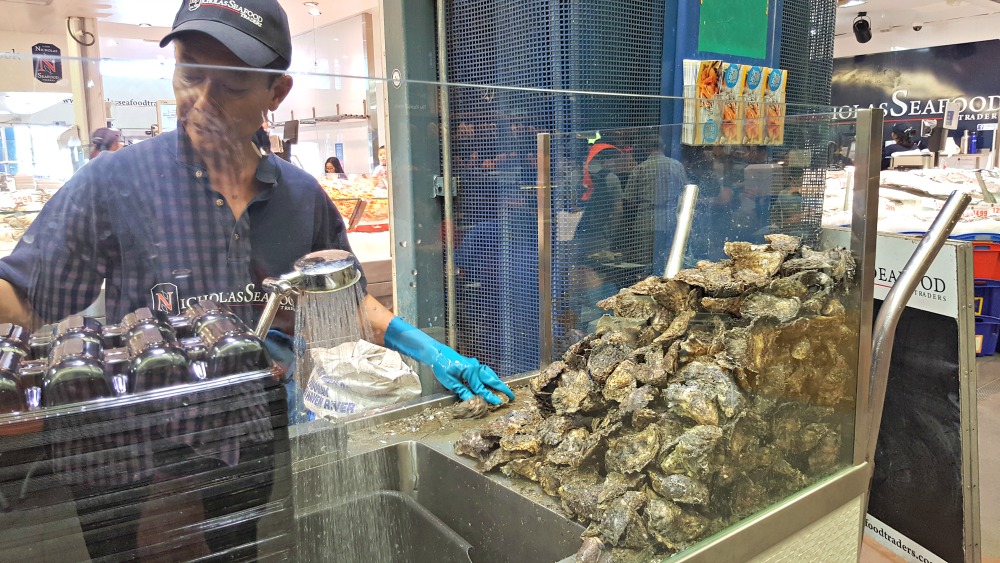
<box><xmin>302</xmin><ymin>340</ymin><xmax>421</xmax><ymax>418</ymax></box>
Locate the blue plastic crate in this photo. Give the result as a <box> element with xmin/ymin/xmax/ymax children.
<box><xmin>976</xmin><ymin>315</ymin><xmax>1000</xmax><ymax>356</ymax></box>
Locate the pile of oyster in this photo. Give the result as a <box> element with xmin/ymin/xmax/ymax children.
<box><xmin>454</xmin><ymin>235</ymin><xmax>858</xmax><ymax>562</ymax></box>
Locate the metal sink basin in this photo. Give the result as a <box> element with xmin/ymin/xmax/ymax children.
<box><xmin>292</xmin><ymin>441</ymin><xmax>584</xmax><ymax>563</ymax></box>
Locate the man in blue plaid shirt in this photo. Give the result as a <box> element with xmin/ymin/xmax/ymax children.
<box><xmin>0</xmin><ymin>0</ymin><xmax>513</xmax><ymax>559</ymax></box>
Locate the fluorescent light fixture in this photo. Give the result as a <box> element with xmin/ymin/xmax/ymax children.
<box><xmin>839</xmin><ymin>0</ymin><xmax>866</xmax><ymax>7</ymax></box>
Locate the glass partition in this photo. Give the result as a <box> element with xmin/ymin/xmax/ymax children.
<box><xmin>0</xmin><ymin>50</ymin><xmax>864</xmax><ymax>561</ymax></box>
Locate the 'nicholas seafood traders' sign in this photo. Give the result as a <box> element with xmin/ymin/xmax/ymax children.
<box><xmin>833</xmin><ymin>40</ymin><xmax>1000</xmax><ymax>143</ymax></box>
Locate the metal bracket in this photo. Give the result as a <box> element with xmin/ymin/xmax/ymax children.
<box><xmin>433</xmin><ymin>175</ymin><xmax>458</xmax><ymax>198</ymax></box>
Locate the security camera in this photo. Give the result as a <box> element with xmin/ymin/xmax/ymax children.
<box><xmin>912</xmin><ymin>22</ymin><xmax>923</xmax><ymax>31</ymax></box>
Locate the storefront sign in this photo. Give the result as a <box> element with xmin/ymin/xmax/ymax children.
<box><xmin>833</xmin><ymin>40</ymin><xmax>1000</xmax><ymax>143</ymax></box>
<box><xmin>31</xmin><ymin>43</ymin><xmax>61</xmax><ymax>84</ymax></box>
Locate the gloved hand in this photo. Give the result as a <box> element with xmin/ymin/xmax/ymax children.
<box><xmin>383</xmin><ymin>316</ymin><xmax>515</xmax><ymax>405</ymax></box>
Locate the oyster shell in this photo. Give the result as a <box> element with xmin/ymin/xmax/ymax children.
<box><xmin>546</xmin><ymin>427</ymin><xmax>591</xmax><ymax>467</ymax></box>
<box><xmin>552</xmin><ymin>370</ymin><xmax>595</xmax><ymax>415</ymax></box>
<box><xmin>589</xmin><ymin>336</ymin><xmax>635</xmax><ymax>384</ymax></box>
<box><xmin>726</xmin><ymin>241</ymin><xmax>786</xmax><ymax>288</ymax></box>
<box><xmin>484</xmin><ymin>405</ymin><xmax>544</xmax><ymax>438</ymax></box>
<box><xmin>674</xmin><ymin>260</ymin><xmax>739</xmax><ymax>297</ymax></box>
<box><xmin>645</xmin><ymin>496</ymin><xmax>708</xmax><ymax>550</ymax></box>
<box><xmin>559</xmin><ymin>480</ymin><xmax>605</xmax><ymax>522</ymax></box>
<box><xmin>454</xmin><ymin>429</ymin><xmax>497</xmax><ymax>461</ymax></box>
<box><xmin>603</xmin><ymin>360</ymin><xmax>638</xmax><ymax>403</ymax></box>
<box><xmin>499</xmin><ymin>432</ymin><xmax>542</xmax><ymax>456</ymax></box>
<box><xmin>597</xmin><ymin>291</ymin><xmax>661</xmax><ymax>320</ymax></box>
<box><xmin>605</xmin><ymin>425</ymin><xmax>660</xmax><ymax>475</ymax></box>
<box><xmin>659</xmin><ymin>425</ymin><xmax>724</xmax><ymax>480</ymax></box>
<box><xmin>501</xmin><ymin>457</ymin><xmax>544</xmax><ymax>481</ymax></box>
<box><xmin>597</xmin><ymin>491</ymin><xmax>649</xmax><ymax>548</ymax></box>
<box><xmin>740</xmin><ymin>293</ymin><xmax>800</xmax><ymax>323</ymax></box>
<box><xmin>628</xmin><ymin>277</ymin><xmax>695</xmax><ymax>313</ymax></box>
<box><xmin>649</xmin><ymin>472</ymin><xmax>710</xmax><ymax>506</ymax></box>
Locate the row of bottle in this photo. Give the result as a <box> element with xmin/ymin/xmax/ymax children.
<box><xmin>0</xmin><ymin>300</ymin><xmax>271</xmax><ymax>414</ymax></box>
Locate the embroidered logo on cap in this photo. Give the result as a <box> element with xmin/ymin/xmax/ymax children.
<box><xmin>196</xmin><ymin>0</ymin><xmax>264</xmax><ymax>27</ymax></box>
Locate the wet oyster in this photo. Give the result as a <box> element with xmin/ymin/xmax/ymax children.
<box><xmin>454</xmin><ymin>429</ymin><xmax>497</xmax><ymax>461</ymax></box>
<box><xmin>546</xmin><ymin>427</ymin><xmax>591</xmax><ymax>467</ymax></box>
<box><xmin>649</xmin><ymin>472</ymin><xmax>709</xmax><ymax>506</ymax></box>
<box><xmin>659</xmin><ymin>425</ymin><xmax>724</xmax><ymax>480</ymax></box>
<box><xmin>628</xmin><ymin>277</ymin><xmax>695</xmax><ymax>313</ymax></box>
<box><xmin>559</xmin><ymin>480</ymin><xmax>605</xmax><ymax>522</ymax></box>
<box><xmin>603</xmin><ymin>360</ymin><xmax>638</xmax><ymax>403</ymax></box>
<box><xmin>597</xmin><ymin>291</ymin><xmax>661</xmax><ymax>320</ymax></box>
<box><xmin>597</xmin><ymin>491</ymin><xmax>649</xmax><ymax>548</ymax></box>
<box><xmin>740</xmin><ymin>293</ymin><xmax>800</xmax><ymax>323</ymax></box>
<box><xmin>552</xmin><ymin>370</ymin><xmax>595</xmax><ymax>415</ymax></box>
<box><xmin>589</xmin><ymin>336</ymin><xmax>635</xmax><ymax>384</ymax></box>
<box><xmin>605</xmin><ymin>425</ymin><xmax>660</xmax><ymax>475</ymax></box>
<box><xmin>726</xmin><ymin>241</ymin><xmax>786</xmax><ymax>289</ymax></box>
<box><xmin>452</xmin><ymin>395</ymin><xmax>491</xmax><ymax>419</ymax></box>
<box><xmin>674</xmin><ymin>260</ymin><xmax>739</xmax><ymax>297</ymax></box>
<box><xmin>645</xmin><ymin>496</ymin><xmax>708</xmax><ymax>550</ymax></box>
<box><xmin>499</xmin><ymin>432</ymin><xmax>542</xmax><ymax>456</ymax></box>
<box><xmin>484</xmin><ymin>405</ymin><xmax>544</xmax><ymax>438</ymax></box>
<box><xmin>501</xmin><ymin>457</ymin><xmax>544</xmax><ymax>481</ymax></box>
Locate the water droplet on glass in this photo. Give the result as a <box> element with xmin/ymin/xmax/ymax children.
<box><xmin>21</xmin><ymin>234</ymin><xmax>33</xmax><ymax>244</ymax></box>
<box><xmin>415</xmin><ymin>239</ymin><xmax>422</xmax><ymax>245</ymax></box>
<box><xmin>399</xmin><ymin>241</ymin><xmax>408</xmax><ymax>248</ymax></box>
<box><xmin>411</xmin><ymin>270</ymin><xmax>418</xmax><ymax>276</ymax></box>
<box><xmin>409</xmin><ymin>282</ymin><xmax>417</xmax><ymax>288</ymax></box>
<box><xmin>172</xmin><ymin>268</ymin><xmax>192</xmax><ymax>279</ymax></box>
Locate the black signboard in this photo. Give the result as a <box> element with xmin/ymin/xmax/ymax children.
<box><xmin>832</xmin><ymin>40</ymin><xmax>1000</xmax><ymax>146</ymax></box>
<box><xmin>870</xmin><ymin>301</ymin><xmax>964</xmax><ymax>563</ymax></box>
<box><xmin>31</xmin><ymin>43</ymin><xmax>62</xmax><ymax>84</ymax></box>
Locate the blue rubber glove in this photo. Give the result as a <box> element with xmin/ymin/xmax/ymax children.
<box><xmin>383</xmin><ymin>316</ymin><xmax>515</xmax><ymax>405</ymax></box>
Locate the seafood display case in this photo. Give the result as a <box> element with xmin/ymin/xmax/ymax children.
<box><xmin>284</xmin><ymin>107</ymin><xmax>887</xmax><ymax>563</ymax></box>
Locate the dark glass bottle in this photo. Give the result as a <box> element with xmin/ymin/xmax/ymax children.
<box><xmin>199</xmin><ymin>316</ymin><xmax>269</xmax><ymax>378</ymax></box>
<box><xmin>127</xmin><ymin>325</ymin><xmax>193</xmax><ymax>392</ymax></box>
<box><xmin>0</xmin><ymin>350</ymin><xmax>26</xmax><ymax>414</ymax></box>
<box><xmin>43</xmin><ymin>336</ymin><xmax>111</xmax><ymax>407</ymax></box>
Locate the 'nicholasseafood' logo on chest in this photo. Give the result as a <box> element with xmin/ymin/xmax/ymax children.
<box><xmin>189</xmin><ymin>0</ymin><xmax>263</xmax><ymax>27</ymax></box>
<box><xmin>150</xmin><ymin>282</ymin><xmax>293</xmax><ymax>315</ymax></box>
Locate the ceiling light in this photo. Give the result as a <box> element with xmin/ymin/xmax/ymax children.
<box><xmin>838</xmin><ymin>0</ymin><xmax>866</xmax><ymax>7</ymax></box>
<box><xmin>303</xmin><ymin>1</ymin><xmax>319</xmax><ymax>5</ymax></box>
<box><xmin>308</xmin><ymin>7</ymin><xmax>321</xmax><ymax>16</ymax></box>
<box><xmin>853</xmin><ymin>12</ymin><xmax>872</xmax><ymax>43</ymax></box>
<box><xmin>138</xmin><ymin>23</ymin><xmax>151</xmax><ymax>28</ymax></box>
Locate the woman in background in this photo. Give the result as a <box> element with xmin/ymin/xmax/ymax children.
<box><xmin>89</xmin><ymin>128</ymin><xmax>122</xmax><ymax>160</ymax></box>
<box><xmin>324</xmin><ymin>156</ymin><xmax>347</xmax><ymax>179</ymax></box>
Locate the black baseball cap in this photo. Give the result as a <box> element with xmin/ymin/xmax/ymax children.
<box><xmin>160</xmin><ymin>0</ymin><xmax>292</xmax><ymax>70</ymax></box>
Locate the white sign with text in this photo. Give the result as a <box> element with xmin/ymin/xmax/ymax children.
<box><xmin>825</xmin><ymin>230</ymin><xmax>961</xmax><ymax>318</ymax></box>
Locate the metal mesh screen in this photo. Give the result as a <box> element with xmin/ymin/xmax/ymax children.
<box><xmin>773</xmin><ymin>0</ymin><xmax>837</xmax><ymax>244</ymax></box>
<box><xmin>446</xmin><ymin>0</ymin><xmax>665</xmax><ymax>375</ymax></box>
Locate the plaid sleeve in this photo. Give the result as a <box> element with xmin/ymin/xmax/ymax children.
<box><xmin>0</xmin><ymin>163</ymin><xmax>112</xmax><ymax>323</ymax></box>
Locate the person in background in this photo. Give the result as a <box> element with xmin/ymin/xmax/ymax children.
<box><xmin>324</xmin><ymin>156</ymin><xmax>347</xmax><ymax>179</ymax></box>
<box><xmin>882</xmin><ymin>123</ymin><xmax>917</xmax><ymax>170</ymax></box>
<box><xmin>0</xmin><ymin>0</ymin><xmax>512</xmax><ymax>558</ymax></box>
<box><xmin>89</xmin><ymin>127</ymin><xmax>122</xmax><ymax>160</ymax></box>
<box><xmin>373</xmin><ymin>144</ymin><xmax>388</xmax><ymax>186</ymax></box>
<box><xmin>619</xmin><ymin>134</ymin><xmax>688</xmax><ymax>275</ymax></box>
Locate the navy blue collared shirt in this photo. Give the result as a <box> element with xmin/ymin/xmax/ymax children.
<box><xmin>0</xmin><ymin>126</ymin><xmax>366</xmax><ymax>333</ymax></box>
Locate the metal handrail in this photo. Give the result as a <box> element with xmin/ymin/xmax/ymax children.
<box><xmin>864</xmin><ymin>190</ymin><xmax>971</xmax><ymax>464</ymax></box>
